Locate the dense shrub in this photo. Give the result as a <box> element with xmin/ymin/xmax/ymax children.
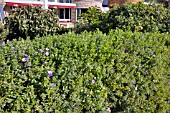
<box><xmin>74</xmin><ymin>7</ymin><xmax>106</xmax><ymax>33</ymax></box>
<box><xmin>0</xmin><ymin>21</ymin><xmax>3</xmax><ymax>33</ymax></box>
<box><xmin>0</xmin><ymin>30</ymin><xmax>169</xmax><ymax>112</ymax></box>
<box><xmin>107</xmin><ymin>2</ymin><xmax>170</xmax><ymax>33</ymax></box>
<box><xmin>0</xmin><ymin>23</ymin><xmax>9</xmax><ymax>42</ymax></box>
<box><xmin>3</xmin><ymin>6</ymin><xmax>66</xmax><ymax>40</ymax></box>
<box><xmin>75</xmin><ymin>2</ymin><xmax>170</xmax><ymax>34</ymax></box>
<box><xmin>0</xmin><ymin>21</ymin><xmax>6</xmax><ymax>42</ymax></box>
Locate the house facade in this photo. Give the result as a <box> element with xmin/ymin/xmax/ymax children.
<box><xmin>2</xmin><ymin>0</ymin><xmax>147</xmax><ymax>26</ymax></box>
<box><xmin>2</xmin><ymin>0</ymin><xmax>104</xmax><ymax>27</ymax></box>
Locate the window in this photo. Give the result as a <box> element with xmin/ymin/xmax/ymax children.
<box><xmin>102</xmin><ymin>0</ymin><xmax>108</xmax><ymax>7</ymax></box>
<box><xmin>59</xmin><ymin>0</ymin><xmax>64</xmax><ymax>3</ymax></box>
<box><xmin>9</xmin><ymin>6</ymin><xmax>18</xmax><ymax>11</ymax></box>
<box><xmin>59</xmin><ymin>0</ymin><xmax>72</xmax><ymax>3</ymax></box>
<box><xmin>59</xmin><ymin>9</ymin><xmax>64</xmax><ymax>19</ymax></box>
<box><xmin>76</xmin><ymin>8</ymin><xmax>88</xmax><ymax>20</ymax></box>
<box><xmin>66</xmin><ymin>0</ymin><xmax>72</xmax><ymax>3</ymax></box>
<box><xmin>59</xmin><ymin>8</ymin><xmax>71</xmax><ymax>20</ymax></box>
<box><xmin>48</xmin><ymin>0</ymin><xmax>55</xmax><ymax>2</ymax></box>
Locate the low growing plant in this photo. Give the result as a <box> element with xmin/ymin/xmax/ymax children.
<box><xmin>0</xmin><ymin>30</ymin><xmax>169</xmax><ymax>112</ymax></box>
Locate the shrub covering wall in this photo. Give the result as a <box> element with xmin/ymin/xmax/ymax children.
<box><xmin>74</xmin><ymin>7</ymin><xmax>106</xmax><ymax>33</ymax></box>
<box><xmin>75</xmin><ymin>2</ymin><xmax>170</xmax><ymax>34</ymax></box>
<box><xmin>3</xmin><ymin>6</ymin><xmax>66</xmax><ymax>40</ymax></box>
<box><xmin>0</xmin><ymin>30</ymin><xmax>170</xmax><ymax>112</ymax></box>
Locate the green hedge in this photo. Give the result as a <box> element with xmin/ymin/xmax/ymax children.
<box><xmin>74</xmin><ymin>7</ymin><xmax>106</xmax><ymax>33</ymax></box>
<box><xmin>107</xmin><ymin>3</ymin><xmax>170</xmax><ymax>33</ymax></box>
<box><xmin>0</xmin><ymin>21</ymin><xmax>3</xmax><ymax>33</ymax></box>
<box><xmin>0</xmin><ymin>30</ymin><xmax>169</xmax><ymax>112</ymax></box>
<box><xmin>3</xmin><ymin>6</ymin><xmax>67</xmax><ymax>40</ymax></box>
<box><xmin>75</xmin><ymin>2</ymin><xmax>170</xmax><ymax>34</ymax></box>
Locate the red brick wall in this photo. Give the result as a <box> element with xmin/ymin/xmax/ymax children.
<box><xmin>71</xmin><ymin>7</ymin><xmax>76</xmax><ymax>23</ymax></box>
<box><xmin>74</xmin><ymin>0</ymin><xmax>102</xmax><ymax>8</ymax></box>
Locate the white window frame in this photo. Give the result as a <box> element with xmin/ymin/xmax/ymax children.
<box><xmin>59</xmin><ymin>8</ymin><xmax>71</xmax><ymax>21</ymax></box>
<box><xmin>76</xmin><ymin>8</ymin><xmax>88</xmax><ymax>20</ymax></box>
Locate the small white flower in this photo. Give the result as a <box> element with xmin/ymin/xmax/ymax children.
<box><xmin>45</xmin><ymin>52</ymin><xmax>49</xmax><ymax>56</ymax></box>
<box><xmin>106</xmin><ymin>107</ymin><xmax>111</xmax><ymax>112</ymax></box>
<box><xmin>11</xmin><ymin>47</ymin><xmax>15</xmax><ymax>50</ymax></box>
<box><xmin>22</xmin><ymin>58</ymin><xmax>29</xmax><ymax>62</ymax></box>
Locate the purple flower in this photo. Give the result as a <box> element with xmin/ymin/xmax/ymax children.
<box><xmin>39</xmin><ymin>49</ymin><xmax>44</xmax><ymax>53</ymax></box>
<box><xmin>53</xmin><ymin>84</ymin><xmax>56</xmax><ymax>88</ymax></box>
<box><xmin>1</xmin><ymin>41</ymin><xmax>5</xmax><ymax>45</ymax></box>
<box><xmin>48</xmin><ymin>71</ymin><xmax>53</xmax><ymax>77</ymax></box>
<box><xmin>124</xmin><ymin>48</ymin><xmax>126</xmax><ymax>52</ymax></box>
<box><xmin>22</xmin><ymin>58</ymin><xmax>29</xmax><ymax>62</ymax></box>
<box><xmin>11</xmin><ymin>47</ymin><xmax>15</xmax><ymax>50</ymax></box>
<box><xmin>24</xmin><ymin>46</ymin><xmax>28</xmax><ymax>50</ymax></box>
<box><xmin>44</xmin><ymin>62</ymin><xmax>47</xmax><ymax>65</ymax></box>
<box><xmin>154</xmin><ymin>38</ymin><xmax>156</xmax><ymax>41</ymax></box>
<box><xmin>151</xmin><ymin>51</ymin><xmax>154</xmax><ymax>55</ymax></box>
<box><xmin>131</xmin><ymin>80</ymin><xmax>135</xmax><ymax>84</ymax></box>
<box><xmin>146</xmin><ymin>70</ymin><xmax>149</xmax><ymax>74</ymax></box>
<box><xmin>45</xmin><ymin>52</ymin><xmax>49</xmax><ymax>56</ymax></box>
<box><xmin>24</xmin><ymin>54</ymin><xmax>28</xmax><ymax>57</ymax></box>
<box><xmin>27</xmin><ymin>62</ymin><xmax>31</xmax><ymax>66</ymax></box>
<box><xmin>142</xmin><ymin>35</ymin><xmax>144</xmax><ymax>38</ymax></box>
<box><xmin>92</xmin><ymin>79</ymin><xmax>95</xmax><ymax>84</ymax></box>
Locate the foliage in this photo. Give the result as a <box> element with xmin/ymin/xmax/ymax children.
<box><xmin>75</xmin><ymin>2</ymin><xmax>170</xmax><ymax>34</ymax></box>
<box><xmin>0</xmin><ymin>21</ymin><xmax>3</xmax><ymax>33</ymax></box>
<box><xmin>0</xmin><ymin>22</ymin><xmax>3</xmax><ymax>42</ymax></box>
<box><xmin>0</xmin><ymin>30</ymin><xmax>169</xmax><ymax>112</ymax></box>
<box><xmin>107</xmin><ymin>2</ymin><xmax>170</xmax><ymax>33</ymax></box>
<box><xmin>3</xmin><ymin>6</ymin><xmax>66</xmax><ymax>40</ymax></box>
<box><xmin>74</xmin><ymin>6</ymin><xmax>107</xmax><ymax>33</ymax></box>
<box><xmin>0</xmin><ymin>21</ymin><xmax>6</xmax><ymax>42</ymax></box>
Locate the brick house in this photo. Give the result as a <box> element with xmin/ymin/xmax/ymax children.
<box><xmin>2</xmin><ymin>0</ymin><xmax>104</xmax><ymax>27</ymax></box>
<box><xmin>74</xmin><ymin>0</ymin><xmax>103</xmax><ymax>20</ymax></box>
